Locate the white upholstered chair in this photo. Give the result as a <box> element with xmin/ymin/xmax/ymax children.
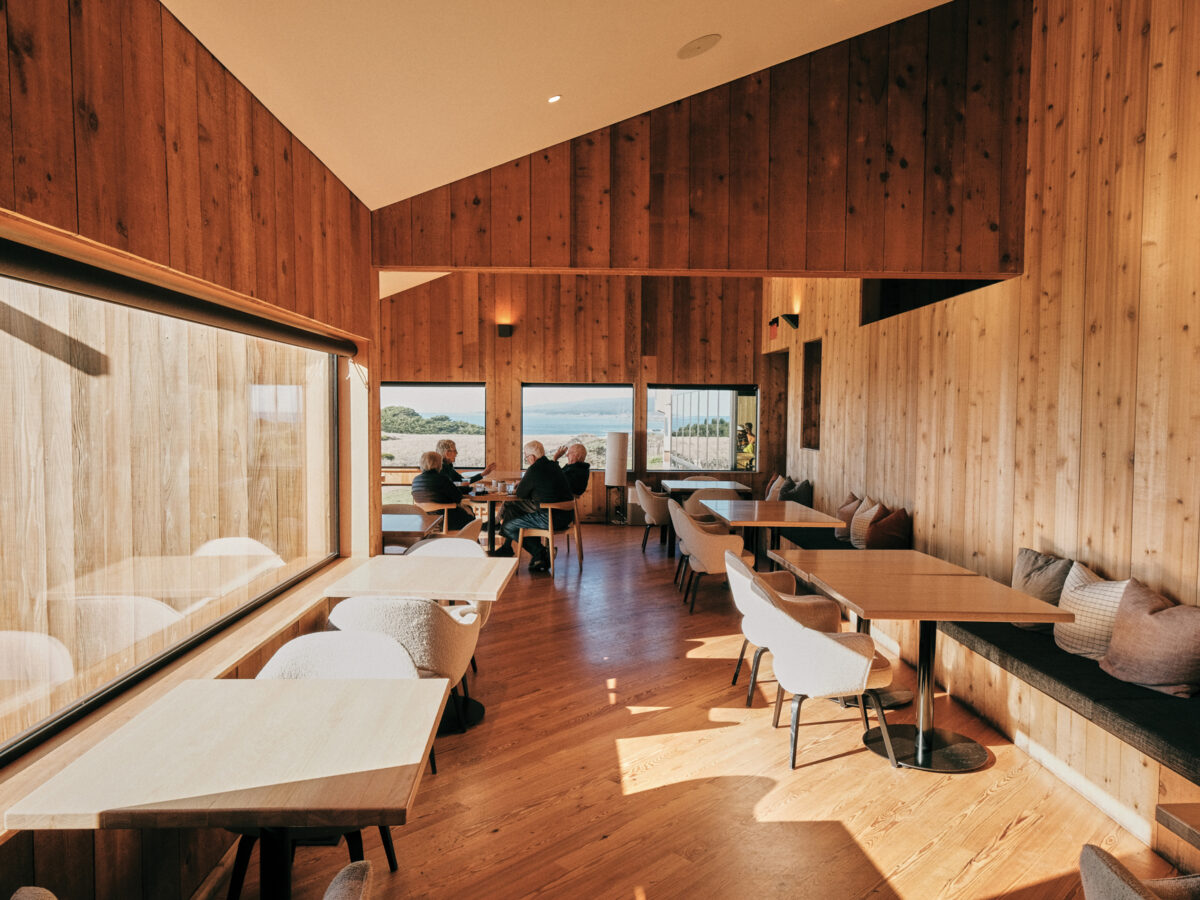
<box><xmin>329</xmin><ymin>596</ymin><xmax>481</xmax><ymax>732</ymax></box>
<box><xmin>724</xmin><ymin>552</ymin><xmax>842</xmax><ymax>705</ymax></box>
<box><xmin>225</xmin><ymin>632</ymin><xmax>419</xmax><ymax>899</ymax></box>
<box><xmin>635</xmin><ymin>480</ymin><xmax>669</xmax><ymax>552</ymax></box>
<box><xmin>1079</xmin><ymin>844</ymin><xmax>1200</xmax><ymax>900</ymax></box>
<box><xmin>669</xmin><ymin>500</ymin><xmax>753</xmax><ymax>613</ymax></box>
<box><xmin>683</xmin><ymin>487</ymin><xmax>742</xmax><ymax>524</ymax></box>
<box><xmin>59</xmin><ymin>595</ymin><xmax>183</xmax><ymax>670</ymax></box>
<box><xmin>0</xmin><ymin>632</ymin><xmax>73</xmax><ymax>687</ymax></box>
<box><xmin>666</xmin><ymin>499</ymin><xmax>731</xmax><ymax>593</ymax></box>
<box><xmin>193</xmin><ymin>536</ymin><xmax>283</xmax><ymax>561</ymax></box>
<box><xmin>757</xmin><ymin>592</ymin><xmax>897</xmax><ymax>769</ymax></box>
<box><xmin>323</xmin><ymin>861</ymin><xmax>374</xmax><ymax>900</ymax></box>
<box><xmin>453</xmin><ymin>517</ymin><xmax>483</xmax><ymax>542</ymax></box>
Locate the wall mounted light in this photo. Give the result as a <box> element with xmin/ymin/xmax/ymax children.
<box><xmin>781</xmin><ymin>313</ymin><xmax>799</xmax><ymax>329</ymax></box>
<box><xmin>497</xmin><ymin>323</ymin><xmax>515</xmax><ymax>338</ymax></box>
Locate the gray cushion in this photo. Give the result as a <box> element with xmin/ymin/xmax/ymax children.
<box><xmin>779</xmin><ymin>479</ymin><xmax>813</xmax><ymax>507</ymax></box>
<box><xmin>1100</xmin><ymin>579</ymin><xmax>1200</xmax><ymax>697</ymax></box>
<box><xmin>1012</xmin><ymin>547</ymin><xmax>1073</xmax><ymax>632</ymax></box>
<box><xmin>1078</xmin><ymin>844</ymin><xmax>1163</xmax><ymax>899</ymax></box>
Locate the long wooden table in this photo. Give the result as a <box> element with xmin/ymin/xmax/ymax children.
<box><xmin>381</xmin><ymin>513</ymin><xmax>443</xmax><ymax>548</ymax></box>
<box><xmin>702</xmin><ymin>500</ymin><xmax>845</xmax><ymax>569</ymax></box>
<box><xmin>5</xmin><ymin>678</ymin><xmax>449</xmax><ymax>899</ymax></box>
<box><xmin>322</xmin><ymin>555</ymin><xmax>518</xmax><ymax>604</ymax></box>
<box><xmin>785</xmin><ymin>559</ymin><xmax>1072</xmax><ymax>772</ymax></box>
<box><xmin>659</xmin><ymin>480</ymin><xmax>752</xmax><ymax>558</ymax></box>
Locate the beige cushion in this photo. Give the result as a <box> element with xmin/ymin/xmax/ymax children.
<box><xmin>834</xmin><ymin>493</ymin><xmax>861</xmax><ymax>541</ymax></box>
<box><xmin>1054</xmin><ymin>562</ymin><xmax>1129</xmax><ymax>660</ymax></box>
<box><xmin>1012</xmin><ymin>547</ymin><xmax>1073</xmax><ymax>632</ymax></box>
<box><xmin>1100</xmin><ymin>579</ymin><xmax>1200</xmax><ymax>697</ymax></box>
<box><xmin>865</xmin><ymin>651</ymin><xmax>893</xmax><ymax>691</ymax></box>
<box><xmin>764</xmin><ymin>475</ymin><xmax>784</xmax><ymax>501</ymax></box>
<box><xmin>323</xmin><ymin>861</ymin><xmax>373</xmax><ymax>900</ymax></box>
<box><xmin>849</xmin><ymin>498</ymin><xmax>885</xmax><ymax>550</ymax></box>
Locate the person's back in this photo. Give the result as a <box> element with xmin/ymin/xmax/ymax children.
<box><xmin>411</xmin><ymin>450</ymin><xmax>474</xmax><ymax>531</ymax></box>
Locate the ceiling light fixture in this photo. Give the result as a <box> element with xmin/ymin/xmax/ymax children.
<box><xmin>677</xmin><ymin>33</ymin><xmax>721</xmax><ymax>60</ymax></box>
<box><xmin>548</xmin><ymin>94</ymin><xmax>562</xmax><ymax>103</ymax></box>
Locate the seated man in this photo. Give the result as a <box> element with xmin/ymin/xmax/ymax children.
<box><xmin>494</xmin><ymin>441</ymin><xmax>574</xmax><ymax>571</ymax></box>
<box><xmin>552</xmin><ymin>441</ymin><xmax>591</xmax><ymax>496</ymax></box>
<box><xmin>410</xmin><ymin>450</ymin><xmax>476</xmax><ymax>531</ymax></box>
<box><xmin>437</xmin><ymin>438</ymin><xmax>496</xmax><ymax>484</ymax></box>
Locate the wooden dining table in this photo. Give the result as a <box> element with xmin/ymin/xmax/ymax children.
<box><xmin>793</xmin><ymin>561</ymin><xmax>1072</xmax><ymax>773</ymax></box>
<box><xmin>323</xmin><ymin>554</ymin><xmax>518</xmax><ymax>604</ymax></box>
<box><xmin>659</xmin><ymin>480</ymin><xmax>753</xmax><ymax>558</ymax></box>
<box><xmin>5</xmin><ymin>678</ymin><xmax>450</xmax><ymax>900</ymax></box>
<box><xmin>702</xmin><ymin>500</ymin><xmax>845</xmax><ymax>569</ymax></box>
<box><xmin>382</xmin><ymin>512</ymin><xmax>444</xmax><ymax>548</ymax></box>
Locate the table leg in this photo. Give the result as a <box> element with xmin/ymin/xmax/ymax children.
<box><xmin>666</xmin><ymin>520</ymin><xmax>676</xmax><ymax>558</ymax></box>
<box><xmin>862</xmin><ymin>620</ymin><xmax>988</xmax><ymax>772</ymax></box>
<box><xmin>487</xmin><ymin>500</ymin><xmax>498</xmax><ymax>554</ymax></box>
<box><xmin>259</xmin><ymin>827</ymin><xmax>292</xmax><ymax>900</ymax></box>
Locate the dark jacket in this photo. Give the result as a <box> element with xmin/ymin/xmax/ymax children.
<box><xmin>560</xmin><ymin>460</ymin><xmax>591</xmax><ymax>496</ymax></box>
<box><xmin>411</xmin><ymin>470</ymin><xmax>474</xmax><ymax>530</ymax></box>
<box><xmin>441</xmin><ymin>461</ymin><xmax>483</xmax><ymax>484</ymax></box>
<box><xmin>508</xmin><ymin>455</ymin><xmax>574</xmax><ymax>526</ymax></box>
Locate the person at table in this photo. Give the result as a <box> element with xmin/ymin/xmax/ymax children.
<box><xmin>552</xmin><ymin>441</ymin><xmax>591</xmax><ymax>496</ymax></box>
<box><xmin>437</xmin><ymin>439</ymin><xmax>496</xmax><ymax>485</ymax></box>
<box><xmin>492</xmin><ymin>440</ymin><xmax>574</xmax><ymax>571</ymax></box>
<box><xmin>411</xmin><ymin>450</ymin><xmax>476</xmax><ymax>531</ymax></box>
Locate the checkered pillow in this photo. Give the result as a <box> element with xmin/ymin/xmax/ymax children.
<box><xmin>850</xmin><ymin>497</ymin><xmax>885</xmax><ymax>550</ymax></box>
<box><xmin>1054</xmin><ymin>562</ymin><xmax>1129</xmax><ymax>660</ymax></box>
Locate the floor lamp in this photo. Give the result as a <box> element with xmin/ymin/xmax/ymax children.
<box><xmin>605</xmin><ymin>432</ymin><xmax>628</xmax><ymax>525</ymax></box>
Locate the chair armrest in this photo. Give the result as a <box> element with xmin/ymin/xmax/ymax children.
<box><xmin>775</xmin><ymin>593</ymin><xmax>842</xmax><ymax>633</ymax></box>
<box><xmin>757</xmin><ymin>570</ymin><xmax>796</xmax><ymax>593</ymax></box>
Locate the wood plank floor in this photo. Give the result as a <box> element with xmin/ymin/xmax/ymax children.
<box><xmin>239</xmin><ymin>526</ymin><xmax>1176</xmax><ymax>899</ymax></box>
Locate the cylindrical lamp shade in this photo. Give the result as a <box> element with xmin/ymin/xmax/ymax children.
<box><xmin>605</xmin><ymin>432</ymin><xmax>629</xmax><ymax>486</ymax></box>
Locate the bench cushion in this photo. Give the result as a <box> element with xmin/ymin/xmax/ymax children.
<box><xmin>940</xmin><ymin>621</ymin><xmax>1200</xmax><ymax>784</ymax></box>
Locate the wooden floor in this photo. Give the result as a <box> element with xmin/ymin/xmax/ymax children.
<box><xmin>238</xmin><ymin>526</ymin><xmax>1176</xmax><ymax>899</ymax></box>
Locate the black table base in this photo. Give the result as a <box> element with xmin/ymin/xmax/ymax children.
<box><xmin>863</xmin><ymin>724</ymin><xmax>989</xmax><ymax>772</ymax></box>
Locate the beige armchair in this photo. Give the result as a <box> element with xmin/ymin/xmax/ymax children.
<box><xmin>756</xmin><ymin>593</ymin><xmax>897</xmax><ymax>769</ymax></box>
<box><xmin>323</xmin><ymin>861</ymin><xmax>374</xmax><ymax>900</ymax></box>
<box><xmin>635</xmin><ymin>479</ymin><xmax>669</xmax><ymax>552</ymax></box>
<box><xmin>1079</xmin><ymin>844</ymin><xmax>1200</xmax><ymax>899</ymax></box>
<box><xmin>725</xmin><ymin>552</ymin><xmax>842</xmax><ymax>706</ymax></box>
<box><xmin>668</xmin><ymin>500</ymin><xmax>753</xmax><ymax>614</ymax></box>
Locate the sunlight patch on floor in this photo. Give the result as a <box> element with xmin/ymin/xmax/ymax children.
<box><xmin>682</xmin><ymin>634</ymin><xmax>742</xmax><ymax>659</ymax></box>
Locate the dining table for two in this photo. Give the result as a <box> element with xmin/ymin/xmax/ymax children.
<box><xmin>767</xmin><ymin>548</ymin><xmax>1073</xmax><ymax>773</ymax></box>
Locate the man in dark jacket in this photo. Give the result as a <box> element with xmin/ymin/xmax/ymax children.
<box><xmin>494</xmin><ymin>440</ymin><xmax>573</xmax><ymax>571</ymax></box>
<box><xmin>437</xmin><ymin>438</ymin><xmax>496</xmax><ymax>484</ymax></box>
<box><xmin>552</xmin><ymin>441</ymin><xmax>591</xmax><ymax>496</ymax></box>
<box><xmin>411</xmin><ymin>450</ymin><xmax>476</xmax><ymax>531</ymax></box>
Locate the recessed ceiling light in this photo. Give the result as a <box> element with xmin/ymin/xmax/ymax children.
<box><xmin>677</xmin><ymin>33</ymin><xmax>721</xmax><ymax>60</ymax></box>
<box><xmin>548</xmin><ymin>94</ymin><xmax>562</xmax><ymax>103</ymax></box>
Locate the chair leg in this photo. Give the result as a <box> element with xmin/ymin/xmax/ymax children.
<box><xmin>674</xmin><ymin>553</ymin><xmax>686</xmax><ymax>587</ymax></box>
<box><xmin>747</xmin><ymin>646</ymin><xmax>766</xmax><ymax>707</ymax></box>
<box><xmin>858</xmin><ymin>697</ymin><xmax>870</xmax><ymax>733</ymax></box>
<box><xmin>732</xmin><ymin>638</ymin><xmax>749</xmax><ymax>685</ymax></box>
<box><xmin>344</xmin><ymin>830</ymin><xmax>364</xmax><ymax>862</ymax></box>
<box><xmin>470</xmin><ymin>654</ymin><xmax>478</xmax><ymax>674</ymax></box>
<box><xmin>642</xmin><ymin>524</ymin><xmax>651</xmax><ymax>551</ymax></box>
<box><xmin>865</xmin><ymin>691</ymin><xmax>899</xmax><ymax>768</ymax></box>
<box><xmin>428</xmin><ymin>746</ymin><xmax>437</xmax><ymax>774</ymax></box>
<box><xmin>547</xmin><ymin>536</ymin><xmax>556</xmax><ymax>576</ymax></box>
<box><xmin>460</xmin><ymin>675</ymin><xmax>470</xmax><ymax>701</ymax></box>
<box><xmin>772</xmin><ymin>684</ymin><xmax>785</xmax><ymax>727</ymax></box>
<box><xmin>378</xmin><ymin>825</ymin><xmax>399</xmax><ymax>872</ymax></box>
<box><xmin>688</xmin><ymin>572</ymin><xmax>704</xmax><ymax>614</ymax></box>
<box><xmin>575</xmin><ymin>523</ymin><xmax>583</xmax><ymax>570</ymax></box>
<box><xmin>449</xmin><ymin>685</ymin><xmax>467</xmax><ymax>733</ymax></box>
<box><xmin>790</xmin><ymin>694</ymin><xmax>807</xmax><ymax>769</ymax></box>
<box><xmin>226</xmin><ymin>834</ymin><xmax>257</xmax><ymax>900</ymax></box>
<box><xmin>682</xmin><ymin>569</ymin><xmax>694</xmax><ymax>599</ymax></box>
<box><xmin>660</xmin><ymin>524</ymin><xmax>668</xmax><ymax>545</ymax></box>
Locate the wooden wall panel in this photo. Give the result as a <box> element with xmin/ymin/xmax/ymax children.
<box><xmin>490</xmin><ymin>159</ymin><xmax>530</xmax><ymax>267</ymax></box>
<box><xmin>373</xmin><ymin>0</ymin><xmax>1028</xmax><ymax>278</ymax></box>
<box><xmin>381</xmin><ymin>272</ymin><xmax>777</xmax><ymax>488</ymax></box>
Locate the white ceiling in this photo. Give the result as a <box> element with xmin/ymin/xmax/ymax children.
<box><xmin>162</xmin><ymin>0</ymin><xmax>946</xmax><ymax>212</ymax></box>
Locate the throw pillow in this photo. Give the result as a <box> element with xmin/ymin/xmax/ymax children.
<box><xmin>773</xmin><ymin>476</ymin><xmax>795</xmax><ymax>503</ymax></box>
<box><xmin>780</xmin><ymin>479</ymin><xmax>814</xmax><ymax>507</ymax></box>
<box><xmin>1011</xmin><ymin>548</ymin><xmax>1073</xmax><ymax>632</ymax></box>
<box><xmin>1054</xmin><ymin>562</ymin><xmax>1129</xmax><ymax>660</ymax></box>
<box><xmin>865</xmin><ymin>507</ymin><xmax>912</xmax><ymax>549</ymax></box>
<box><xmin>850</xmin><ymin>498</ymin><xmax>887</xmax><ymax>550</ymax></box>
<box><xmin>764</xmin><ymin>475</ymin><xmax>784</xmax><ymax>502</ymax></box>
<box><xmin>1100</xmin><ymin>579</ymin><xmax>1200</xmax><ymax>697</ymax></box>
<box><xmin>833</xmin><ymin>493</ymin><xmax>860</xmax><ymax>541</ymax></box>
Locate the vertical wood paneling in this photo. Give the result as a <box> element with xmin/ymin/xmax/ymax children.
<box><xmin>529</xmin><ymin>142</ymin><xmax>571</xmax><ymax>268</ymax></box>
<box><xmin>270</xmin><ymin>119</ymin><xmax>296</xmax><ymax>312</ymax></box>
<box><xmin>372</xmin><ymin>198</ymin><xmax>412</xmax><ymax>267</ymax></box>
<box><xmin>728</xmin><ymin>72</ymin><xmax>769</xmax><ymax>271</ymax></box>
<box><xmin>0</xmin><ymin>1</ymin><xmax>14</xmax><ymax>211</ymax></box>
<box><xmin>571</xmin><ymin>128</ymin><xmax>611</xmax><ymax>268</ymax></box>
<box><xmin>961</xmin><ymin>0</ymin><xmax>1007</xmax><ymax>271</ymax></box>
<box><xmin>610</xmin><ymin>114</ymin><xmax>650</xmax><ymax>268</ymax></box>
<box><xmin>648</xmin><ymin>100</ymin><xmax>690</xmax><ymax>269</ymax></box>
<box><xmin>225</xmin><ymin>72</ymin><xmax>256</xmax><ymax>297</ymax></box>
<box><xmin>451</xmin><ymin>170</ymin><xmax>491</xmax><ymax>266</ymax></box>
<box><xmin>845</xmin><ymin>30</ymin><xmax>890</xmax><ymax>272</ymax></box>
<box><xmin>767</xmin><ymin>57</ymin><xmax>809</xmax><ymax>270</ymax></box>
<box><xmin>688</xmin><ymin>86</ymin><xmax>730</xmax><ymax>269</ymax></box>
<box><xmin>806</xmin><ymin>44</ymin><xmax>850</xmax><ymax>270</ymax></box>
<box><xmin>289</xmin><ymin>140</ymin><xmax>315</xmax><ymax>319</ymax></box>
<box><xmin>883</xmin><ymin>14</ymin><xmax>929</xmax><ymax>271</ymax></box>
<box><xmin>162</xmin><ymin>12</ymin><xmax>204</xmax><ymax>276</ymax></box>
<box><xmin>249</xmin><ymin>98</ymin><xmax>278</xmax><ymax>302</ymax></box>
<box><xmin>195</xmin><ymin>45</ymin><xmax>232</xmax><ymax>289</ymax></box>
<box><xmin>922</xmin><ymin>1</ymin><xmax>968</xmax><ymax>272</ymax></box>
<box><xmin>490</xmin><ymin>159</ymin><xmax>530</xmax><ymax>267</ymax></box>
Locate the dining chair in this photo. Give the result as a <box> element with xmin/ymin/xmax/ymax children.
<box><xmin>193</xmin><ymin>536</ymin><xmax>284</xmax><ymax>563</ymax></box>
<box><xmin>415</xmin><ymin>501</ymin><xmax>456</xmax><ymax>533</ymax></box>
<box><xmin>56</xmin><ymin>595</ymin><xmax>183</xmax><ymax>670</ymax></box>
<box><xmin>329</xmin><ymin>597</ymin><xmax>481</xmax><ymax>733</ymax></box>
<box><xmin>569</xmin><ymin>494</ymin><xmax>585</xmax><ymax>570</ymax></box>
<box><xmin>669</xmin><ymin>502</ymin><xmax>753</xmax><ymax>614</ymax></box>
<box><xmin>635</xmin><ymin>480</ymin><xmax>669</xmax><ymax>552</ymax></box>
<box><xmin>0</xmin><ymin>631</ymin><xmax>74</xmax><ymax>688</ymax></box>
<box><xmin>405</xmin><ymin>538</ymin><xmax>494</xmax><ymax>669</ymax></box>
<box><xmin>9</xmin><ymin>889</ymin><xmax>58</xmax><ymax>900</ymax></box>
<box><xmin>724</xmin><ymin>552</ymin><xmax>842</xmax><ymax>705</ymax></box>
<box><xmin>683</xmin><ymin>487</ymin><xmax>741</xmax><ymax>522</ymax></box>
<box><xmin>453</xmin><ymin>517</ymin><xmax>483</xmax><ymax>542</ymax></box>
<box><xmin>683</xmin><ymin>475</ymin><xmax>718</xmax><ymax>481</ymax></box>
<box><xmin>756</xmin><ymin>591</ymin><xmax>898</xmax><ymax>769</ymax></box>
<box><xmin>323</xmin><ymin>861</ymin><xmax>374</xmax><ymax>900</ymax></box>
<box><xmin>1079</xmin><ymin>844</ymin><xmax>1200</xmax><ymax>899</ymax></box>
<box><xmin>225</xmin><ymin>632</ymin><xmax>418</xmax><ymax>900</ymax></box>
<box><xmin>517</xmin><ymin>500</ymin><xmax>577</xmax><ymax>576</ymax></box>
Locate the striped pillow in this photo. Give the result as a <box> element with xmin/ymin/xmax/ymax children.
<box><xmin>850</xmin><ymin>497</ymin><xmax>886</xmax><ymax>550</ymax></box>
<box><xmin>1054</xmin><ymin>562</ymin><xmax>1129</xmax><ymax>660</ymax></box>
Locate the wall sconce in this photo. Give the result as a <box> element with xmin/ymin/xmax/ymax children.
<box><xmin>781</xmin><ymin>313</ymin><xmax>799</xmax><ymax>329</ymax></box>
<box><xmin>497</xmin><ymin>323</ymin><xmax>514</xmax><ymax>338</ymax></box>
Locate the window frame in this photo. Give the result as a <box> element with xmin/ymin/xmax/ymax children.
<box><xmin>645</xmin><ymin>383</ymin><xmax>760</xmax><ymax>473</ymax></box>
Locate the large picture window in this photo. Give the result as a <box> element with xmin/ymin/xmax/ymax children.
<box><xmin>647</xmin><ymin>386</ymin><xmax>759</xmax><ymax>471</ymax></box>
<box><xmin>380</xmin><ymin>384</ymin><xmax>487</xmax><ymax>469</ymax></box>
<box><xmin>521</xmin><ymin>385</ymin><xmax>633</xmax><ymax>469</ymax></box>
<box><xmin>0</xmin><ymin>271</ymin><xmax>337</xmax><ymax>758</ymax></box>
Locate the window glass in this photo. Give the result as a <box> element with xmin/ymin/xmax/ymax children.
<box><xmin>380</xmin><ymin>384</ymin><xmax>486</xmax><ymax>469</ymax></box>
<box><xmin>521</xmin><ymin>385</ymin><xmax>633</xmax><ymax>469</ymax></box>
<box><xmin>647</xmin><ymin>386</ymin><xmax>759</xmax><ymax>471</ymax></box>
<box><xmin>0</xmin><ymin>272</ymin><xmax>336</xmax><ymax>755</ymax></box>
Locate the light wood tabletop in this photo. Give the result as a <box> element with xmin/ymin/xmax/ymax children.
<box><xmin>323</xmin><ymin>555</ymin><xmax>518</xmax><ymax>603</ymax></box>
<box><xmin>769</xmin><ymin>548</ymin><xmax>979</xmax><ymax>581</ymax></box>
<box><xmin>4</xmin><ymin>677</ymin><xmax>450</xmax><ymax>831</ymax></box>
<box><xmin>660</xmin><ymin>479</ymin><xmax>752</xmax><ymax>495</ymax></box>
<box><xmin>700</xmin><ymin>499</ymin><xmax>845</xmax><ymax>528</ymax></box>
<box><xmin>809</xmin><ymin>570</ymin><xmax>1073</xmax><ymax>624</ymax></box>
